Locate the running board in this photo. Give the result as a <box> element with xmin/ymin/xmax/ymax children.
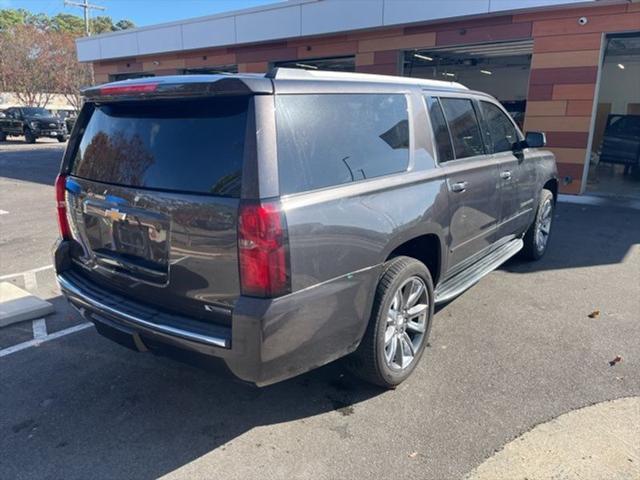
<box><xmin>434</xmin><ymin>238</ymin><xmax>523</xmax><ymax>304</ymax></box>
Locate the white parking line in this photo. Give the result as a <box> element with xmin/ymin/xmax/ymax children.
<box><xmin>32</xmin><ymin>318</ymin><xmax>48</xmax><ymax>339</ymax></box>
<box><xmin>23</xmin><ymin>271</ymin><xmax>38</xmax><ymax>291</ymax></box>
<box><xmin>0</xmin><ymin>209</ymin><xmax>8</xmax><ymax>215</ymax></box>
<box><xmin>0</xmin><ymin>322</ymin><xmax>93</xmax><ymax>358</ymax></box>
<box><xmin>0</xmin><ymin>265</ymin><xmax>53</xmax><ymax>281</ymax></box>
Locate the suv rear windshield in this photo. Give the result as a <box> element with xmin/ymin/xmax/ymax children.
<box><xmin>71</xmin><ymin>97</ymin><xmax>249</xmax><ymax>197</ymax></box>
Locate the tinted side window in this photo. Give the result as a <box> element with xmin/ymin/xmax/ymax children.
<box><xmin>440</xmin><ymin>98</ymin><xmax>485</xmax><ymax>159</ymax></box>
<box><xmin>426</xmin><ymin>96</ymin><xmax>454</xmax><ymax>163</ymax></box>
<box><xmin>481</xmin><ymin>101</ymin><xmax>520</xmax><ymax>153</ymax></box>
<box><xmin>276</xmin><ymin>94</ymin><xmax>410</xmax><ymax>195</ymax></box>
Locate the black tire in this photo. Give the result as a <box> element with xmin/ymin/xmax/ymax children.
<box><xmin>0</xmin><ymin>131</ymin><xmax>6</xmax><ymax>142</ymax></box>
<box><xmin>348</xmin><ymin>256</ymin><xmax>434</xmax><ymax>388</ymax></box>
<box><xmin>57</xmin><ymin>135</ymin><xmax>67</xmax><ymax>143</ymax></box>
<box><xmin>522</xmin><ymin>189</ymin><xmax>554</xmax><ymax>261</ymax></box>
<box><xmin>24</xmin><ymin>129</ymin><xmax>36</xmax><ymax>144</ymax></box>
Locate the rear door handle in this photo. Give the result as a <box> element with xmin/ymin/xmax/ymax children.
<box><xmin>450</xmin><ymin>181</ymin><xmax>469</xmax><ymax>193</ymax></box>
<box><xmin>500</xmin><ymin>170</ymin><xmax>512</xmax><ymax>180</ymax></box>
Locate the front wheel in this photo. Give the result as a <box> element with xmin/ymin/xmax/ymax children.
<box><xmin>348</xmin><ymin>256</ymin><xmax>434</xmax><ymax>388</ymax></box>
<box><xmin>24</xmin><ymin>129</ymin><xmax>36</xmax><ymax>144</ymax></box>
<box><xmin>57</xmin><ymin>135</ymin><xmax>67</xmax><ymax>143</ymax></box>
<box><xmin>522</xmin><ymin>189</ymin><xmax>554</xmax><ymax>260</ymax></box>
<box><xmin>0</xmin><ymin>131</ymin><xmax>6</xmax><ymax>142</ymax></box>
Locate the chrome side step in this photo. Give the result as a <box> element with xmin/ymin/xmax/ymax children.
<box><xmin>434</xmin><ymin>238</ymin><xmax>523</xmax><ymax>304</ymax></box>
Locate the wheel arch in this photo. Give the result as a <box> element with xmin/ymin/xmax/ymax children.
<box><xmin>543</xmin><ymin>177</ymin><xmax>559</xmax><ymax>203</ymax></box>
<box><xmin>383</xmin><ymin>229</ymin><xmax>444</xmax><ymax>287</ymax></box>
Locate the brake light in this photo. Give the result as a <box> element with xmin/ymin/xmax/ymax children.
<box><xmin>55</xmin><ymin>174</ymin><xmax>71</xmax><ymax>240</ymax></box>
<box><xmin>99</xmin><ymin>83</ymin><xmax>158</xmax><ymax>96</ymax></box>
<box><xmin>238</xmin><ymin>202</ymin><xmax>290</xmax><ymax>298</ymax></box>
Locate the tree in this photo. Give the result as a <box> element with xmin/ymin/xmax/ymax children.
<box><xmin>51</xmin><ymin>13</ymin><xmax>85</xmax><ymax>35</ymax></box>
<box><xmin>0</xmin><ymin>8</ymin><xmax>135</xmax><ymax>34</ymax></box>
<box><xmin>24</xmin><ymin>12</ymin><xmax>51</xmax><ymax>30</ymax></box>
<box><xmin>0</xmin><ymin>25</ymin><xmax>59</xmax><ymax>106</ymax></box>
<box><xmin>114</xmin><ymin>19</ymin><xmax>135</xmax><ymax>31</ymax></box>
<box><xmin>0</xmin><ymin>8</ymin><xmax>28</xmax><ymax>31</ymax></box>
<box><xmin>56</xmin><ymin>32</ymin><xmax>92</xmax><ymax>111</ymax></box>
<box><xmin>91</xmin><ymin>15</ymin><xmax>114</xmax><ymax>34</ymax></box>
<box><xmin>0</xmin><ymin>8</ymin><xmax>135</xmax><ymax>107</ymax></box>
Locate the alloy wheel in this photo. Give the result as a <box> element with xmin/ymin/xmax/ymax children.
<box><xmin>384</xmin><ymin>276</ymin><xmax>429</xmax><ymax>371</ymax></box>
<box><xmin>535</xmin><ymin>198</ymin><xmax>553</xmax><ymax>252</ymax></box>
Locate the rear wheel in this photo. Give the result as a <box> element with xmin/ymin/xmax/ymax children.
<box><xmin>349</xmin><ymin>256</ymin><xmax>434</xmax><ymax>388</ymax></box>
<box><xmin>0</xmin><ymin>131</ymin><xmax>6</xmax><ymax>142</ymax></box>
<box><xmin>522</xmin><ymin>189</ymin><xmax>554</xmax><ymax>260</ymax></box>
<box><xmin>57</xmin><ymin>135</ymin><xmax>67</xmax><ymax>143</ymax></box>
<box><xmin>24</xmin><ymin>129</ymin><xmax>36</xmax><ymax>144</ymax></box>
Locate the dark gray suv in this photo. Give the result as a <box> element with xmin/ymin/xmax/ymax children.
<box><xmin>54</xmin><ymin>69</ymin><xmax>557</xmax><ymax>388</ymax></box>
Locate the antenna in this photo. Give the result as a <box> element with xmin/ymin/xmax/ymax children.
<box><xmin>64</xmin><ymin>0</ymin><xmax>106</xmax><ymax>36</ymax></box>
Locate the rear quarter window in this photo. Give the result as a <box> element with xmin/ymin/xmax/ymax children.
<box><xmin>439</xmin><ymin>98</ymin><xmax>485</xmax><ymax>159</ymax></box>
<box><xmin>425</xmin><ymin>96</ymin><xmax>455</xmax><ymax>163</ymax></box>
<box><xmin>71</xmin><ymin>97</ymin><xmax>249</xmax><ymax>197</ymax></box>
<box><xmin>275</xmin><ymin>94</ymin><xmax>410</xmax><ymax>195</ymax></box>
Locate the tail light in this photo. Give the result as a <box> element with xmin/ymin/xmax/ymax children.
<box><xmin>55</xmin><ymin>174</ymin><xmax>72</xmax><ymax>240</ymax></box>
<box><xmin>238</xmin><ymin>201</ymin><xmax>290</xmax><ymax>298</ymax></box>
<box><xmin>99</xmin><ymin>83</ymin><xmax>158</xmax><ymax>96</ymax></box>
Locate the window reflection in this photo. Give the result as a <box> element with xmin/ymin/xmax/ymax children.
<box><xmin>72</xmin><ymin>98</ymin><xmax>248</xmax><ymax>197</ymax></box>
<box><xmin>276</xmin><ymin>94</ymin><xmax>410</xmax><ymax>194</ymax></box>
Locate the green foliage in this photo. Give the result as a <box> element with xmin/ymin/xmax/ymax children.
<box><xmin>0</xmin><ymin>8</ymin><xmax>135</xmax><ymax>35</ymax></box>
<box><xmin>0</xmin><ymin>8</ymin><xmax>28</xmax><ymax>30</ymax></box>
<box><xmin>114</xmin><ymin>19</ymin><xmax>135</xmax><ymax>31</ymax></box>
<box><xmin>90</xmin><ymin>15</ymin><xmax>114</xmax><ymax>34</ymax></box>
<box><xmin>51</xmin><ymin>14</ymin><xmax>85</xmax><ymax>34</ymax></box>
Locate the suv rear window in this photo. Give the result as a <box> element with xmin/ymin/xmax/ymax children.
<box><xmin>71</xmin><ymin>97</ymin><xmax>249</xmax><ymax>197</ymax></box>
<box><xmin>276</xmin><ymin>94</ymin><xmax>410</xmax><ymax>195</ymax></box>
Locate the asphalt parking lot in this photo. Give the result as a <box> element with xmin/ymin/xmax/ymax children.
<box><xmin>1</xmin><ymin>141</ymin><xmax>639</xmax><ymax>479</ymax></box>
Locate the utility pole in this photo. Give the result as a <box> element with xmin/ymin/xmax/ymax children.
<box><xmin>64</xmin><ymin>0</ymin><xmax>105</xmax><ymax>86</ymax></box>
<box><xmin>64</xmin><ymin>0</ymin><xmax>106</xmax><ymax>36</ymax></box>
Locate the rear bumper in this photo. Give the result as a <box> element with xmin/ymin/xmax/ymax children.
<box><xmin>56</xmin><ymin>247</ymin><xmax>379</xmax><ymax>386</ymax></box>
<box><xmin>33</xmin><ymin>128</ymin><xmax>66</xmax><ymax>137</ymax></box>
<box><xmin>58</xmin><ymin>271</ymin><xmax>231</xmax><ymax>350</ymax></box>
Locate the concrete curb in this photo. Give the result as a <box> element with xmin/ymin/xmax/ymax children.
<box><xmin>0</xmin><ymin>282</ymin><xmax>54</xmax><ymax>327</ymax></box>
<box><xmin>466</xmin><ymin>397</ymin><xmax>640</xmax><ymax>480</ymax></box>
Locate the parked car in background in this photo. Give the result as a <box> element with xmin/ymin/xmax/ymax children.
<box><xmin>599</xmin><ymin>114</ymin><xmax>640</xmax><ymax>175</ymax></box>
<box><xmin>64</xmin><ymin>114</ymin><xmax>77</xmax><ymax>135</ymax></box>
<box><xmin>0</xmin><ymin>107</ymin><xmax>68</xmax><ymax>143</ymax></box>
<box><xmin>54</xmin><ymin>70</ymin><xmax>558</xmax><ymax>388</ymax></box>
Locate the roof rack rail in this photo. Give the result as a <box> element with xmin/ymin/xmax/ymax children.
<box><xmin>266</xmin><ymin>67</ymin><xmax>468</xmax><ymax>90</ymax></box>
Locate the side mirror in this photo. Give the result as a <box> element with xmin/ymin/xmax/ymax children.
<box><xmin>525</xmin><ymin>131</ymin><xmax>546</xmax><ymax>148</ymax></box>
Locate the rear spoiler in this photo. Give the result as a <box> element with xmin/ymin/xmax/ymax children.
<box><xmin>82</xmin><ymin>75</ymin><xmax>273</xmax><ymax>102</ymax></box>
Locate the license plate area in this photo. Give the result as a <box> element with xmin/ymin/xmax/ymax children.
<box><xmin>113</xmin><ymin>221</ymin><xmax>148</xmax><ymax>257</ymax></box>
<box><xmin>82</xmin><ymin>199</ymin><xmax>170</xmax><ymax>285</ymax></box>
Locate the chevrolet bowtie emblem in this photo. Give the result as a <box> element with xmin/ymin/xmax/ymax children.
<box><xmin>105</xmin><ymin>208</ymin><xmax>126</xmax><ymax>221</ymax></box>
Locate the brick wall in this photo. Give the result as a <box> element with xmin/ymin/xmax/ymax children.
<box><xmin>520</xmin><ymin>2</ymin><xmax>640</xmax><ymax>193</ymax></box>
<box><xmin>91</xmin><ymin>0</ymin><xmax>640</xmax><ymax>194</ymax></box>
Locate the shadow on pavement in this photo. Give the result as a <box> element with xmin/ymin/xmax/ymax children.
<box><xmin>502</xmin><ymin>201</ymin><xmax>639</xmax><ymax>274</ymax></box>
<box><xmin>0</xmin><ymin>143</ymin><xmax>64</xmax><ymax>186</ymax></box>
<box><xmin>0</xmin><ymin>323</ymin><xmax>381</xmax><ymax>479</ymax></box>
<box><xmin>1</xmin><ymin>200</ymin><xmax>639</xmax><ymax>478</ymax></box>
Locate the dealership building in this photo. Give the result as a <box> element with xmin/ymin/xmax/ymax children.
<box><xmin>76</xmin><ymin>0</ymin><xmax>640</xmax><ymax>197</ymax></box>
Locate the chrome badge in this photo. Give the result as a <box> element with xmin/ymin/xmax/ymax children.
<box><xmin>105</xmin><ymin>208</ymin><xmax>126</xmax><ymax>221</ymax></box>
